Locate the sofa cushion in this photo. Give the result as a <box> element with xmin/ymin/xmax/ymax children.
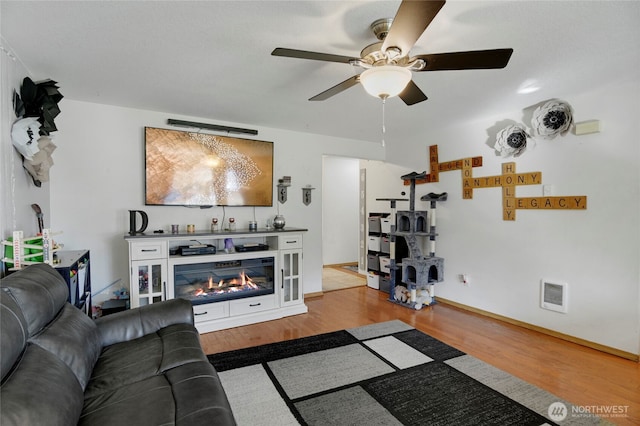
<box><xmin>79</xmin><ymin>374</ymin><xmax>175</xmax><ymax>426</ymax></box>
<box><xmin>0</xmin><ymin>290</ymin><xmax>28</xmax><ymax>381</ymax></box>
<box><xmin>30</xmin><ymin>303</ymin><xmax>101</xmax><ymax>389</ymax></box>
<box><xmin>1</xmin><ymin>264</ymin><xmax>69</xmax><ymax>336</ymax></box>
<box><xmin>165</xmin><ymin>361</ymin><xmax>237</xmax><ymax>425</ymax></box>
<box><xmin>80</xmin><ymin>361</ymin><xmax>235</xmax><ymax>426</ymax></box>
<box><xmin>85</xmin><ymin>330</ymin><xmax>162</xmax><ymax>398</ymax></box>
<box><xmin>85</xmin><ymin>323</ymin><xmax>206</xmax><ymax>398</ymax></box>
<box><xmin>0</xmin><ymin>343</ymin><xmax>84</xmax><ymax>426</ymax></box>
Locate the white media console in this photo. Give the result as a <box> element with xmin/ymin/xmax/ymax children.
<box><xmin>125</xmin><ymin>228</ymin><xmax>307</xmax><ymax>333</ymax></box>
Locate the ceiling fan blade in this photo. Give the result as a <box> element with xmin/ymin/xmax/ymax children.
<box><xmin>399</xmin><ymin>80</ymin><xmax>428</xmax><ymax>106</ymax></box>
<box><xmin>271</xmin><ymin>48</ymin><xmax>355</xmax><ymax>64</ymax></box>
<box><xmin>415</xmin><ymin>48</ymin><xmax>514</xmax><ymax>71</ymax></box>
<box><xmin>309</xmin><ymin>75</ymin><xmax>360</xmax><ymax>101</ymax></box>
<box><xmin>381</xmin><ymin>0</ymin><xmax>446</xmax><ymax>56</ymax></box>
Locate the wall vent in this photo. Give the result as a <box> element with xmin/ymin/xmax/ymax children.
<box><xmin>540</xmin><ymin>279</ymin><xmax>568</xmax><ymax>313</ymax></box>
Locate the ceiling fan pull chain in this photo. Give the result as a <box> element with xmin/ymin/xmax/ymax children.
<box><xmin>381</xmin><ymin>98</ymin><xmax>386</xmax><ymax>147</ymax></box>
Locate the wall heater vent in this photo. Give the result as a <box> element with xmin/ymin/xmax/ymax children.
<box><xmin>540</xmin><ymin>279</ymin><xmax>568</xmax><ymax>313</ymax></box>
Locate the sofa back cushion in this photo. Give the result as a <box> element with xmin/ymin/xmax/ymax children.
<box><xmin>1</xmin><ymin>264</ymin><xmax>101</xmax><ymax>390</ymax></box>
<box><xmin>31</xmin><ymin>304</ymin><xmax>101</xmax><ymax>389</ymax></box>
<box><xmin>0</xmin><ymin>290</ymin><xmax>28</xmax><ymax>381</ymax></box>
<box><xmin>1</xmin><ymin>263</ymin><xmax>69</xmax><ymax>336</ymax></box>
<box><xmin>0</xmin><ymin>343</ymin><xmax>84</xmax><ymax>426</ymax></box>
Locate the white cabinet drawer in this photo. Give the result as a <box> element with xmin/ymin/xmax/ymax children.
<box><xmin>130</xmin><ymin>241</ymin><xmax>166</xmax><ymax>260</ymax></box>
<box><xmin>367</xmin><ymin>272</ymin><xmax>380</xmax><ymax>289</ymax></box>
<box><xmin>279</xmin><ymin>234</ymin><xmax>302</xmax><ymax>249</ymax></box>
<box><xmin>192</xmin><ymin>302</ymin><xmax>229</xmax><ymax>323</ymax></box>
<box><xmin>229</xmin><ymin>295</ymin><xmax>276</xmax><ymax>316</ymax></box>
<box><xmin>367</xmin><ymin>236</ymin><xmax>381</xmax><ymax>251</ymax></box>
<box><xmin>379</xmin><ymin>256</ymin><xmax>390</xmax><ymax>273</ymax></box>
<box><xmin>380</xmin><ymin>218</ymin><xmax>392</xmax><ymax>234</ymax></box>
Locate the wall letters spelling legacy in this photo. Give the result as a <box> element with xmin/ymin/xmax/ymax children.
<box><xmin>404</xmin><ymin>145</ymin><xmax>587</xmax><ymax>221</ymax></box>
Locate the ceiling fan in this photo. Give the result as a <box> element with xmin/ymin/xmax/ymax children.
<box><xmin>272</xmin><ymin>0</ymin><xmax>513</xmax><ymax>105</ymax></box>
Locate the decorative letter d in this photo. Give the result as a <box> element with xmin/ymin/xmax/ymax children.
<box><xmin>128</xmin><ymin>210</ymin><xmax>149</xmax><ymax>235</ymax></box>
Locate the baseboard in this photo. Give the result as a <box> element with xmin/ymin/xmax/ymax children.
<box><xmin>305</xmin><ymin>291</ymin><xmax>324</xmax><ymax>299</ymax></box>
<box><xmin>437</xmin><ymin>297</ymin><xmax>639</xmax><ymax>362</ymax></box>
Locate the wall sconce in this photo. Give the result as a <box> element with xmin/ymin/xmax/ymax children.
<box><xmin>302</xmin><ymin>185</ymin><xmax>315</xmax><ymax>206</ymax></box>
<box><xmin>277</xmin><ymin>176</ymin><xmax>291</xmax><ymax>204</ymax></box>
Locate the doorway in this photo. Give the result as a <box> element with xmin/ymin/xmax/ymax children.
<box><xmin>321</xmin><ymin>155</ymin><xmax>363</xmax><ymax>291</ymax></box>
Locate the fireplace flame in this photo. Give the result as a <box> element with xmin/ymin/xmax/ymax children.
<box><xmin>189</xmin><ymin>270</ymin><xmax>261</xmax><ymax>298</ymax></box>
<box><xmin>214</xmin><ymin>271</ymin><xmax>257</xmax><ymax>288</ymax></box>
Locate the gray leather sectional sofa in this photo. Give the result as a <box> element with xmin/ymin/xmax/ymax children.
<box><xmin>1</xmin><ymin>263</ymin><xmax>236</xmax><ymax>425</ymax></box>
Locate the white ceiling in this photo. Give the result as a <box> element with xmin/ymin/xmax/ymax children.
<box><xmin>2</xmin><ymin>1</ymin><xmax>639</xmax><ymax>144</ymax></box>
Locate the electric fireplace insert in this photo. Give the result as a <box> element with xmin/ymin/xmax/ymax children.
<box><xmin>173</xmin><ymin>256</ymin><xmax>275</xmax><ymax>305</ymax></box>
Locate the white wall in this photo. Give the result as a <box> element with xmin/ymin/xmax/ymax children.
<box><xmin>321</xmin><ymin>156</ymin><xmax>359</xmax><ymax>266</ymax></box>
<box><xmin>385</xmin><ymin>78</ymin><xmax>640</xmax><ymax>355</ymax></box>
<box><xmin>361</xmin><ymin>159</ymin><xmax>421</xmax><ymax>214</ymax></box>
<box><xmin>50</xmin><ymin>100</ymin><xmax>385</xmax><ymax>301</ymax></box>
<box><xmin>0</xmin><ymin>40</ymin><xmax>50</xmax><ymax>244</ymax></box>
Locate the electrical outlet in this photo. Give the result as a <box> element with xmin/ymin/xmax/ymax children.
<box><xmin>459</xmin><ymin>274</ymin><xmax>470</xmax><ymax>286</ymax></box>
<box><xmin>543</xmin><ymin>184</ymin><xmax>554</xmax><ymax>196</ymax></box>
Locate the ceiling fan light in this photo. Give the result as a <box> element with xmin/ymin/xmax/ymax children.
<box><xmin>360</xmin><ymin>65</ymin><xmax>412</xmax><ymax>99</ymax></box>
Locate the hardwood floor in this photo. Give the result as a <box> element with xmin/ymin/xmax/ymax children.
<box><xmin>321</xmin><ymin>265</ymin><xmax>366</xmax><ymax>292</ymax></box>
<box><xmin>200</xmin><ymin>285</ymin><xmax>639</xmax><ymax>426</ymax></box>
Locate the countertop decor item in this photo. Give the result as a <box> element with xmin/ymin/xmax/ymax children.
<box><xmin>273</xmin><ymin>215</ymin><xmax>286</xmax><ymax>229</ymax></box>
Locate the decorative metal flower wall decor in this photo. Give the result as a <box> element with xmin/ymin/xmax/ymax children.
<box><xmin>22</xmin><ymin>136</ymin><xmax>57</xmax><ymax>185</ymax></box>
<box><xmin>13</xmin><ymin>77</ymin><xmax>64</xmax><ymax>135</ymax></box>
<box><xmin>488</xmin><ymin>99</ymin><xmax>576</xmax><ymax>158</ymax></box>
<box><xmin>11</xmin><ymin>77</ymin><xmax>63</xmax><ymax>186</ymax></box>
<box><xmin>494</xmin><ymin>124</ymin><xmax>529</xmax><ymax>158</ymax></box>
<box><xmin>10</xmin><ymin>117</ymin><xmax>42</xmax><ymax>160</ymax></box>
<box><xmin>531</xmin><ymin>99</ymin><xmax>573</xmax><ymax>140</ymax></box>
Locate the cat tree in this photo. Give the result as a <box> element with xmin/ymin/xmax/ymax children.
<box><xmin>390</xmin><ymin>171</ymin><xmax>447</xmax><ymax>309</ymax></box>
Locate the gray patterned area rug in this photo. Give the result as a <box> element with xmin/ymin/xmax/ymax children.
<box><xmin>207</xmin><ymin>320</ymin><xmax>606</xmax><ymax>426</ymax></box>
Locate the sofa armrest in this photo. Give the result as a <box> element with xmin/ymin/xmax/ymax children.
<box><xmin>95</xmin><ymin>298</ymin><xmax>195</xmax><ymax>347</ymax></box>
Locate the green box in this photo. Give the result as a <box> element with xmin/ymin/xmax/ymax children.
<box><xmin>4</xmin><ymin>237</ymin><xmax>44</xmax><ymax>267</ymax></box>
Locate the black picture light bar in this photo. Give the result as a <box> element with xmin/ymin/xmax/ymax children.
<box><xmin>167</xmin><ymin>119</ymin><xmax>258</xmax><ymax>136</ymax></box>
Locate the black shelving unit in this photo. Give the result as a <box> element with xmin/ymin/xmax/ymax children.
<box><xmin>53</xmin><ymin>250</ymin><xmax>91</xmax><ymax>316</ymax></box>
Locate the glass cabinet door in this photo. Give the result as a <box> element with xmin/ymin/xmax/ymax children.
<box><xmin>281</xmin><ymin>251</ymin><xmax>302</xmax><ymax>305</ymax></box>
<box><xmin>137</xmin><ymin>264</ymin><xmax>149</xmax><ymax>306</ymax></box>
<box><xmin>132</xmin><ymin>261</ymin><xmax>166</xmax><ymax>307</ymax></box>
